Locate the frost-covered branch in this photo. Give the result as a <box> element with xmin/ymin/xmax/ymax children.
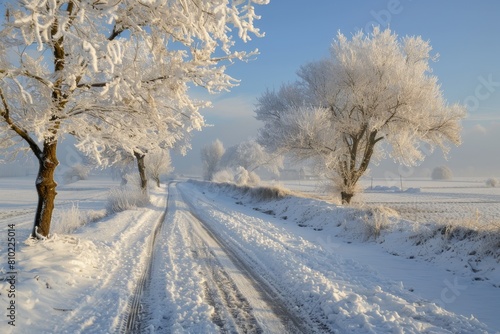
<box><xmin>0</xmin><ymin>86</ymin><xmax>42</xmax><ymax>160</ymax></box>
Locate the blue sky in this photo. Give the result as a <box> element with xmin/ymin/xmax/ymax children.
<box><xmin>1</xmin><ymin>1</ymin><xmax>499</xmax><ymax>177</ymax></box>
<box><xmin>180</xmin><ymin>0</ymin><xmax>500</xmax><ymax>176</ymax></box>
<box><xmin>219</xmin><ymin>0</ymin><xmax>500</xmax><ymax>115</ymax></box>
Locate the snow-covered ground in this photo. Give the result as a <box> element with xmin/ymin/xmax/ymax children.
<box><xmin>0</xmin><ymin>176</ymin><xmax>167</xmax><ymax>333</ymax></box>
<box><xmin>0</xmin><ymin>176</ymin><xmax>499</xmax><ymax>333</ymax></box>
<box><xmin>282</xmin><ymin>177</ymin><xmax>500</xmax><ymax>225</ymax></box>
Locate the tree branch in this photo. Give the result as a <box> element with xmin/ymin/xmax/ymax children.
<box><xmin>0</xmin><ymin>87</ymin><xmax>43</xmax><ymax>160</ymax></box>
<box><xmin>77</xmin><ymin>73</ymin><xmax>175</xmax><ymax>89</ymax></box>
<box><xmin>109</xmin><ymin>24</ymin><xmax>124</xmax><ymax>41</ymax></box>
<box><xmin>0</xmin><ymin>69</ymin><xmax>54</xmax><ymax>89</ymax></box>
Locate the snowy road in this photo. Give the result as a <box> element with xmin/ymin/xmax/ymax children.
<box><xmin>1</xmin><ymin>178</ymin><xmax>496</xmax><ymax>333</ymax></box>
<box><xmin>128</xmin><ymin>181</ymin><xmax>492</xmax><ymax>333</ymax></box>
<box><xmin>133</xmin><ymin>183</ymin><xmax>310</xmax><ymax>333</ymax></box>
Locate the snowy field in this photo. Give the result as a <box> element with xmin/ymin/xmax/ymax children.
<box><xmin>281</xmin><ymin>177</ymin><xmax>500</xmax><ymax>227</ymax></box>
<box><xmin>0</xmin><ymin>176</ymin><xmax>499</xmax><ymax>333</ymax></box>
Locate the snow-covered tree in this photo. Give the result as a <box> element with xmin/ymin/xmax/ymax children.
<box><xmin>201</xmin><ymin>139</ymin><xmax>225</xmax><ymax>181</ymax></box>
<box><xmin>431</xmin><ymin>166</ymin><xmax>453</xmax><ymax>180</ymax></box>
<box><xmin>220</xmin><ymin>139</ymin><xmax>283</xmax><ymax>175</ymax></box>
<box><xmin>0</xmin><ymin>0</ymin><xmax>269</xmax><ymax>238</ymax></box>
<box><xmin>146</xmin><ymin>149</ymin><xmax>173</xmax><ymax>187</ymax></box>
<box><xmin>212</xmin><ymin>166</ymin><xmax>261</xmax><ymax>186</ymax></box>
<box><xmin>256</xmin><ymin>28</ymin><xmax>465</xmax><ymax>203</ymax></box>
<box><xmin>62</xmin><ymin>163</ymin><xmax>91</xmax><ymax>184</ymax></box>
<box><xmin>74</xmin><ymin>38</ymin><xmax>207</xmax><ymax>192</ymax></box>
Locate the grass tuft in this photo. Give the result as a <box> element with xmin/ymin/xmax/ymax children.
<box><xmin>107</xmin><ymin>186</ymin><xmax>150</xmax><ymax>213</ymax></box>
<box><xmin>52</xmin><ymin>204</ymin><xmax>107</xmax><ymax>234</ymax></box>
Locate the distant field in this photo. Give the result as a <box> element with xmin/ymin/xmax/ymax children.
<box><xmin>2</xmin><ymin>175</ymin><xmax>499</xmax><ymax>230</ymax></box>
<box><xmin>279</xmin><ymin>178</ymin><xmax>500</xmax><ymax>227</ymax></box>
<box><xmin>0</xmin><ymin>176</ymin><xmax>119</xmax><ymax>235</ymax></box>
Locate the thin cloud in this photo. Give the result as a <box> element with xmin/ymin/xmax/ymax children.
<box><xmin>203</xmin><ymin>94</ymin><xmax>257</xmax><ymax>120</ymax></box>
<box><xmin>465</xmin><ymin>111</ymin><xmax>500</xmax><ymax>122</ymax></box>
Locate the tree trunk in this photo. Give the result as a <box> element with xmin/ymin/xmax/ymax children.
<box><xmin>338</xmin><ymin>130</ymin><xmax>380</xmax><ymax>206</ymax></box>
<box><xmin>340</xmin><ymin>191</ymin><xmax>354</xmax><ymax>204</ymax></box>
<box><xmin>31</xmin><ymin>141</ymin><xmax>59</xmax><ymax>238</ymax></box>
<box><xmin>134</xmin><ymin>151</ymin><xmax>148</xmax><ymax>192</ymax></box>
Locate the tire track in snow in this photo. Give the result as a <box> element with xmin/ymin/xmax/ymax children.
<box><xmin>119</xmin><ymin>186</ymin><xmax>170</xmax><ymax>334</ymax></box>
<box><xmin>123</xmin><ymin>182</ymin><xmax>322</xmax><ymax>333</ymax></box>
<box><xmin>178</xmin><ymin>183</ymin><xmax>341</xmax><ymax>333</ymax></box>
<box><xmin>177</xmin><ymin>185</ymin><xmax>313</xmax><ymax>334</ymax></box>
<box><xmin>50</xmin><ymin>192</ymin><xmax>166</xmax><ymax>333</ymax></box>
<box><xmin>187</xmin><ymin>211</ymin><xmax>264</xmax><ymax>334</ymax></box>
<box><xmin>144</xmin><ymin>183</ymin><xmax>290</xmax><ymax>333</ymax></box>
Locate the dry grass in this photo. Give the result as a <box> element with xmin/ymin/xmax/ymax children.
<box><xmin>248</xmin><ymin>185</ymin><xmax>292</xmax><ymax>201</ymax></box>
<box><xmin>438</xmin><ymin>214</ymin><xmax>500</xmax><ymax>258</ymax></box>
<box><xmin>52</xmin><ymin>204</ymin><xmax>107</xmax><ymax>234</ymax></box>
<box><xmin>361</xmin><ymin>206</ymin><xmax>399</xmax><ymax>240</ymax></box>
<box><xmin>402</xmin><ymin>209</ymin><xmax>500</xmax><ymax>261</ymax></box>
<box><xmin>107</xmin><ymin>186</ymin><xmax>150</xmax><ymax>213</ymax></box>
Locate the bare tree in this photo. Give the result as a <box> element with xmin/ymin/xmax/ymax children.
<box><xmin>201</xmin><ymin>139</ymin><xmax>225</xmax><ymax>181</ymax></box>
<box><xmin>256</xmin><ymin>28</ymin><xmax>465</xmax><ymax>203</ymax></box>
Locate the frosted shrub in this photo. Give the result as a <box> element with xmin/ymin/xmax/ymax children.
<box><xmin>431</xmin><ymin>166</ymin><xmax>453</xmax><ymax>180</ymax></box>
<box><xmin>107</xmin><ymin>186</ymin><xmax>150</xmax><ymax>213</ymax></box>
<box><xmin>235</xmin><ymin>166</ymin><xmax>249</xmax><ymax>185</ymax></box>
<box><xmin>51</xmin><ymin>205</ymin><xmax>106</xmax><ymax>234</ymax></box>
<box><xmin>480</xmin><ymin>225</ymin><xmax>500</xmax><ymax>259</ymax></box>
<box><xmin>52</xmin><ymin>204</ymin><xmax>84</xmax><ymax>234</ymax></box>
<box><xmin>248</xmin><ymin>171</ymin><xmax>261</xmax><ymax>186</ymax></box>
<box><xmin>213</xmin><ymin>169</ymin><xmax>234</xmax><ymax>183</ymax></box>
<box><xmin>63</xmin><ymin>164</ymin><xmax>90</xmax><ymax>184</ymax></box>
<box><xmin>363</xmin><ymin>206</ymin><xmax>398</xmax><ymax>240</ymax></box>
<box><xmin>250</xmin><ymin>185</ymin><xmax>290</xmax><ymax>201</ymax></box>
<box><xmin>212</xmin><ymin>167</ymin><xmax>260</xmax><ymax>186</ymax></box>
<box><xmin>486</xmin><ymin>178</ymin><xmax>498</xmax><ymax>187</ymax></box>
<box><xmin>237</xmin><ymin>167</ymin><xmax>263</xmax><ymax>186</ymax></box>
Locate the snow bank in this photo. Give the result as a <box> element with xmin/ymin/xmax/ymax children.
<box><xmin>0</xmin><ymin>235</ymin><xmax>102</xmax><ymax>331</ymax></box>
<box><xmin>0</xmin><ymin>184</ymin><xmax>168</xmax><ymax>334</ymax></box>
<box><xmin>185</xmin><ymin>180</ymin><xmax>499</xmax><ymax>332</ymax></box>
<box><xmin>196</xmin><ymin>181</ymin><xmax>499</xmax><ymax>282</ymax></box>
